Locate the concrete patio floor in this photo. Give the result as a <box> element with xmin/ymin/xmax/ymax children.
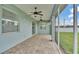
<box><xmin>2</xmin><ymin>35</ymin><xmax>60</xmax><ymax>54</ymax></box>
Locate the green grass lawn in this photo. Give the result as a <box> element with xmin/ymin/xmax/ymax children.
<box><xmin>60</xmin><ymin>32</ymin><xmax>79</xmax><ymax>54</ymax></box>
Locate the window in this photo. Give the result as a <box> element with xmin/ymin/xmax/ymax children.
<box><xmin>2</xmin><ymin>9</ymin><xmax>19</xmax><ymax>33</ymax></box>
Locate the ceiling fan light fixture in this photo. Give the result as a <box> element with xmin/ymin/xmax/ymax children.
<box><xmin>40</xmin><ymin>19</ymin><xmax>43</xmax><ymax>21</ymax></box>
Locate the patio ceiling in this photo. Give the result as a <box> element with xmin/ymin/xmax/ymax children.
<box><xmin>15</xmin><ymin>4</ymin><xmax>67</xmax><ymax>21</ymax></box>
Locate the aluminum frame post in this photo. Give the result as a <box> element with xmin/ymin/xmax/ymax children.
<box><xmin>57</xmin><ymin>7</ymin><xmax>60</xmax><ymax>48</ymax></box>
<box><xmin>51</xmin><ymin>16</ymin><xmax>55</xmax><ymax>41</ymax></box>
<box><xmin>73</xmin><ymin>4</ymin><xmax>78</xmax><ymax>54</ymax></box>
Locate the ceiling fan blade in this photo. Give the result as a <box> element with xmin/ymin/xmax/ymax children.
<box><xmin>37</xmin><ymin>11</ymin><xmax>42</xmax><ymax>13</ymax></box>
<box><xmin>38</xmin><ymin>14</ymin><xmax>43</xmax><ymax>16</ymax></box>
<box><xmin>28</xmin><ymin>13</ymin><xmax>34</xmax><ymax>15</ymax></box>
<box><xmin>30</xmin><ymin>12</ymin><xmax>34</xmax><ymax>13</ymax></box>
<box><xmin>28</xmin><ymin>12</ymin><xmax>33</xmax><ymax>14</ymax></box>
<box><xmin>43</xmin><ymin>20</ymin><xmax>50</xmax><ymax>22</ymax></box>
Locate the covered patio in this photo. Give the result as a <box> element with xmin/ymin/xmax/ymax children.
<box><xmin>0</xmin><ymin>4</ymin><xmax>78</xmax><ymax>54</ymax></box>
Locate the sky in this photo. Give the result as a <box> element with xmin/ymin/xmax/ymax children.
<box><xmin>57</xmin><ymin>4</ymin><xmax>79</xmax><ymax>26</ymax></box>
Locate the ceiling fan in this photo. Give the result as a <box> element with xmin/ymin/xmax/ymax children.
<box><xmin>29</xmin><ymin>7</ymin><xmax>43</xmax><ymax>17</ymax></box>
<box><xmin>39</xmin><ymin>15</ymin><xmax>50</xmax><ymax>22</ymax></box>
<box><xmin>40</xmin><ymin>15</ymin><xmax>43</xmax><ymax>21</ymax></box>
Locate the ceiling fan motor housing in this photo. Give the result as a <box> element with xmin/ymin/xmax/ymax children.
<box><xmin>34</xmin><ymin>12</ymin><xmax>38</xmax><ymax>14</ymax></box>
